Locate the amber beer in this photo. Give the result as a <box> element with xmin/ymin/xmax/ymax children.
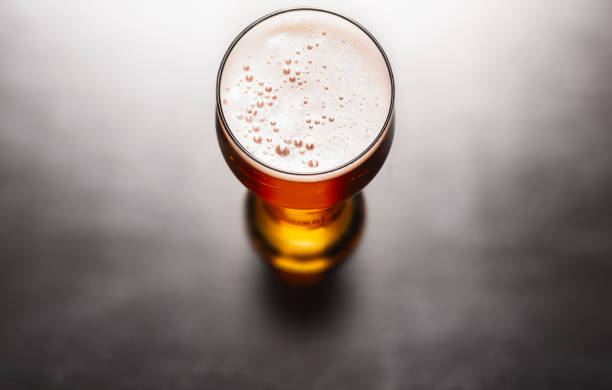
<box><xmin>216</xmin><ymin>8</ymin><xmax>394</xmax><ymax>277</ymax></box>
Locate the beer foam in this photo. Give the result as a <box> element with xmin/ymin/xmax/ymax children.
<box><xmin>220</xmin><ymin>10</ymin><xmax>392</xmax><ymax>174</ymax></box>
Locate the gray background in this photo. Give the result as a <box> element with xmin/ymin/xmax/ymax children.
<box><xmin>1</xmin><ymin>1</ymin><xmax>612</xmax><ymax>388</ymax></box>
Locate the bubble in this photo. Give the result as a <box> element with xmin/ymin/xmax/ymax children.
<box><xmin>221</xmin><ymin>12</ymin><xmax>390</xmax><ymax>174</ymax></box>
<box><xmin>275</xmin><ymin>145</ymin><xmax>290</xmax><ymax>156</ymax></box>
<box><xmin>253</xmin><ymin>136</ymin><xmax>262</xmax><ymax>143</ymax></box>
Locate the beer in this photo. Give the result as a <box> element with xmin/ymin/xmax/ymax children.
<box><xmin>219</xmin><ymin>9</ymin><xmax>391</xmax><ymax>174</ymax></box>
<box><xmin>216</xmin><ymin>9</ymin><xmax>394</xmax><ymax>277</ymax></box>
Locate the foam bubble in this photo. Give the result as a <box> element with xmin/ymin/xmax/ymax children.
<box><xmin>220</xmin><ymin>10</ymin><xmax>391</xmax><ymax>174</ymax></box>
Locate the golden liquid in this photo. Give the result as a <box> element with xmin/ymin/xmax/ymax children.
<box><xmin>215</xmin><ymin>10</ymin><xmax>394</xmax><ymax>279</ymax></box>
<box><xmin>246</xmin><ymin>192</ymin><xmax>365</xmax><ymax>282</ymax></box>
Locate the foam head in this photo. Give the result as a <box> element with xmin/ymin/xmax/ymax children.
<box><xmin>219</xmin><ymin>10</ymin><xmax>392</xmax><ymax>174</ymax></box>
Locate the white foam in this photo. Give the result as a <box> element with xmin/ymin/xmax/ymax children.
<box><xmin>220</xmin><ymin>10</ymin><xmax>391</xmax><ymax>174</ymax></box>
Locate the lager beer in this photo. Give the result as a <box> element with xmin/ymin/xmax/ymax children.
<box><xmin>216</xmin><ymin>9</ymin><xmax>394</xmax><ymax>277</ymax></box>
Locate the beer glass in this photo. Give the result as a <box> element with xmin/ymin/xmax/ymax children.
<box><xmin>216</xmin><ymin>8</ymin><xmax>394</xmax><ymax>278</ymax></box>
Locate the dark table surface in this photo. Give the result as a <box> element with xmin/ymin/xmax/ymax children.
<box><xmin>1</xmin><ymin>1</ymin><xmax>612</xmax><ymax>389</ymax></box>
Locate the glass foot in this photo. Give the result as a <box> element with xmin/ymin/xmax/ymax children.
<box><xmin>246</xmin><ymin>192</ymin><xmax>365</xmax><ymax>280</ymax></box>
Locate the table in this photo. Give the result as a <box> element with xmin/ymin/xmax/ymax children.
<box><xmin>1</xmin><ymin>1</ymin><xmax>611</xmax><ymax>388</ymax></box>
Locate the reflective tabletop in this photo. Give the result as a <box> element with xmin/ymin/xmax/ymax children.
<box><xmin>1</xmin><ymin>1</ymin><xmax>611</xmax><ymax>388</ymax></box>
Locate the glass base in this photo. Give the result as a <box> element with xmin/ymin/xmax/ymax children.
<box><xmin>246</xmin><ymin>192</ymin><xmax>365</xmax><ymax>282</ymax></box>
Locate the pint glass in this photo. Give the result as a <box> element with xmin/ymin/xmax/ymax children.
<box><xmin>216</xmin><ymin>8</ymin><xmax>395</xmax><ymax>277</ymax></box>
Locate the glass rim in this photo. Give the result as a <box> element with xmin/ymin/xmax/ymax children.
<box><xmin>216</xmin><ymin>7</ymin><xmax>395</xmax><ymax>177</ymax></box>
